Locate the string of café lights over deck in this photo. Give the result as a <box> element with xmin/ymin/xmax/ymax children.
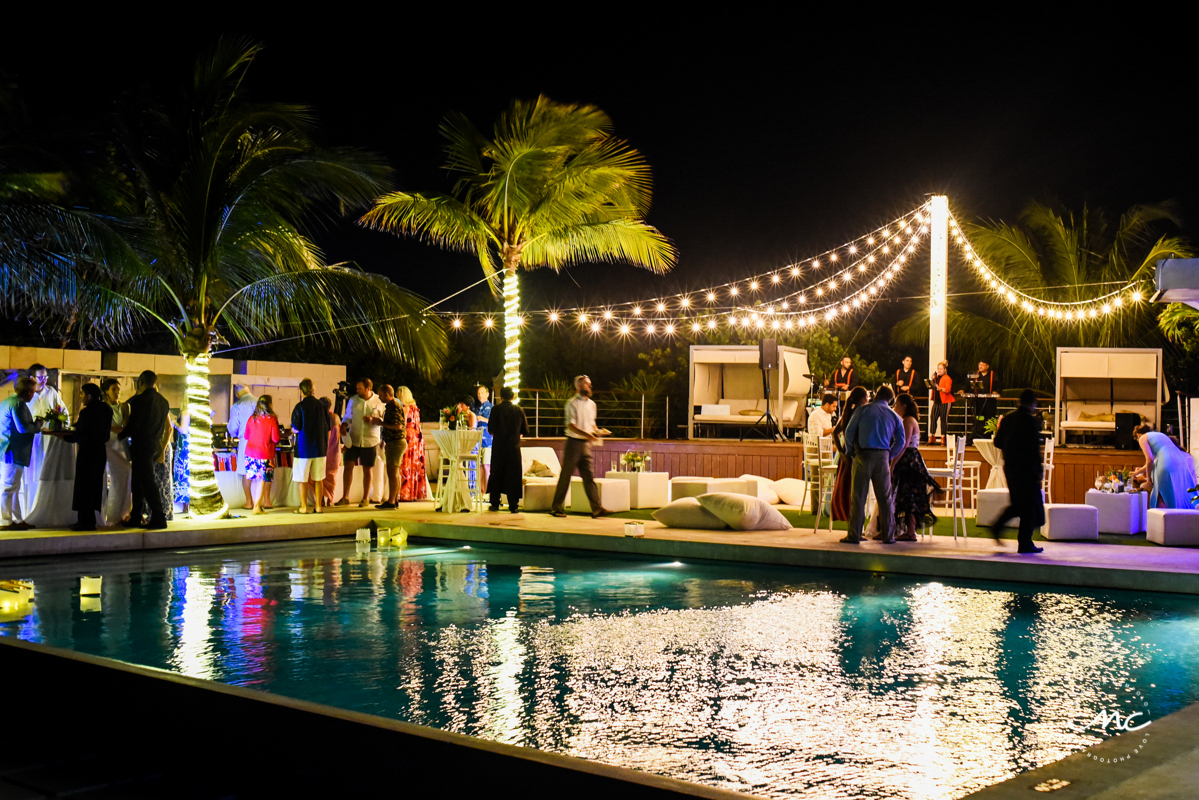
<box><xmin>441</xmin><ymin>199</ymin><xmax>1150</xmax><ymax>338</ymax></box>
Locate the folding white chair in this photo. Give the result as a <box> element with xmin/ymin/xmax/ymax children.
<box><xmin>800</xmin><ymin>432</ymin><xmax>836</xmax><ymax>511</ymax></box>
<box><xmin>1041</xmin><ymin>436</ymin><xmax>1056</xmax><ymax>503</ymax></box>
<box><xmin>927</xmin><ymin>435</ymin><xmax>966</xmax><ymax>540</ymax></box>
<box><xmin>946</xmin><ymin>435</ymin><xmax>981</xmax><ymax>512</ymax></box>
<box><xmin>811</xmin><ymin>437</ymin><xmax>840</xmax><ymax>533</ymax></box>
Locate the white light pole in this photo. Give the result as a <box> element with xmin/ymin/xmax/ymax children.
<box><xmin>929</xmin><ymin>195</ymin><xmax>948</xmax><ymax>379</ymax></box>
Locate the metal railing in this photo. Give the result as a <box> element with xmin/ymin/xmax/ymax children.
<box><xmin>523</xmin><ymin>389</ymin><xmax>670</xmax><ymax>439</ymax></box>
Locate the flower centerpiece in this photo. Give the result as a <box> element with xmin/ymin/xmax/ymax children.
<box><xmin>620</xmin><ymin>451</ymin><xmax>648</xmax><ymax>472</ymax></box>
<box><xmin>441</xmin><ymin>405</ymin><xmax>463</xmax><ymax>430</ymax></box>
<box><xmin>1098</xmin><ymin>469</ymin><xmax>1135</xmax><ymax>493</ymax></box>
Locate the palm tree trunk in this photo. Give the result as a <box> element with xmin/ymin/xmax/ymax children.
<box><xmin>502</xmin><ymin>268</ymin><xmax>521</xmax><ymax>401</ymax></box>
<box><xmin>184</xmin><ymin>352</ymin><xmax>229</xmax><ymax>519</ymax></box>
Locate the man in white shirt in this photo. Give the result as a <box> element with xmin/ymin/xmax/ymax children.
<box><xmin>808</xmin><ymin>393</ymin><xmax>837</xmax><ymax>438</ymax></box>
<box><xmin>228</xmin><ymin>385</ymin><xmax>259</xmax><ymax>509</ymax></box>
<box><xmin>550</xmin><ymin>375</ymin><xmax>609</xmax><ymax>518</ymax></box>
<box><xmin>335</xmin><ymin>378</ymin><xmax>385</xmax><ymax>507</ymax></box>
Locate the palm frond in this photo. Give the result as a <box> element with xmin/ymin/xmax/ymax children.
<box><xmin>214</xmin><ymin>266</ymin><xmax>448</xmax><ymax>377</ymax></box>
<box><xmin>359</xmin><ymin>191</ymin><xmax>490</xmax><ymax>250</ymax></box>
<box><xmin>521</xmin><ymin>218</ymin><xmax>676</xmax><ymax>272</ymax></box>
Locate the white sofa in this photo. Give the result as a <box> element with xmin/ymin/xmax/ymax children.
<box><xmin>519</xmin><ymin>446</ymin><xmax>568</xmax><ymax>511</ymax></box>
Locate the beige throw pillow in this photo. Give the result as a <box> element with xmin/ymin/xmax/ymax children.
<box><xmin>773</xmin><ymin>478</ymin><xmax>808</xmax><ymax>506</ymax></box>
<box><xmin>697</xmin><ymin>492</ymin><xmax>792</xmax><ymax>531</ymax></box>
<box><xmin>651</xmin><ymin>498</ymin><xmax>729</xmax><ymax>529</ymax></box>
<box><xmin>739</xmin><ymin>474</ymin><xmax>780</xmax><ymax>504</ymax></box>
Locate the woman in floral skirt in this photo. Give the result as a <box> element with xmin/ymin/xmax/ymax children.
<box><xmin>889</xmin><ymin>393</ymin><xmax>939</xmax><ymax>540</ymax></box>
<box><xmin>397</xmin><ymin>387</ymin><xmax>427</xmax><ymax>501</ymax></box>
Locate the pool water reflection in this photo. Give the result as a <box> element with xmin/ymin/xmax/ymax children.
<box><xmin>3</xmin><ymin>539</ymin><xmax>1198</xmax><ymax>799</ymax></box>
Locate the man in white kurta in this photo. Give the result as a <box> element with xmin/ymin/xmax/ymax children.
<box><xmin>808</xmin><ymin>394</ymin><xmax>837</xmax><ymax>438</ymax></box>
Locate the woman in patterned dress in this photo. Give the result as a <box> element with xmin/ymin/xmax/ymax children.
<box><xmin>889</xmin><ymin>393</ymin><xmax>939</xmax><ymax>540</ymax></box>
<box><xmin>172</xmin><ymin>412</ymin><xmax>190</xmax><ymax>514</ymax></box>
<box><xmin>244</xmin><ymin>396</ymin><xmax>280</xmax><ymax>514</ymax></box>
<box><xmin>397</xmin><ymin>386</ymin><xmax>427</xmax><ymax>501</ymax></box>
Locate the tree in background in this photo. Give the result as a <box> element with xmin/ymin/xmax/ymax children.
<box><xmin>894</xmin><ymin>201</ymin><xmax>1190</xmax><ymax>391</ymax></box>
<box><xmin>0</xmin><ymin>40</ymin><xmax>447</xmax><ymax>519</ymax></box>
<box><xmin>360</xmin><ymin>96</ymin><xmax>675</xmax><ymax>400</ymax></box>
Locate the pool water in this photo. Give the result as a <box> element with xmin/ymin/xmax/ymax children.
<box><xmin>4</xmin><ymin>539</ymin><xmax>1198</xmax><ymax>799</ymax></box>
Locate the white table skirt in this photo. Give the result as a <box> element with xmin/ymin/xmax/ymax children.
<box><xmin>974</xmin><ymin>439</ymin><xmax>1006</xmax><ymax>489</ymax></box>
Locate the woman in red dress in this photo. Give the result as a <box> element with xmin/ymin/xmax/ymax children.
<box><xmin>244</xmin><ymin>395</ymin><xmax>280</xmax><ymax>514</ymax></box>
<box><xmin>831</xmin><ymin>386</ymin><xmax>868</xmax><ymax>521</ymax></box>
<box><xmin>397</xmin><ymin>387</ymin><xmax>427</xmax><ymax>501</ymax></box>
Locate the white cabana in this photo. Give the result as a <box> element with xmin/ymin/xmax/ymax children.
<box><xmin>688</xmin><ymin>345</ymin><xmax>811</xmax><ymax>438</ymax></box>
<box><xmin>1055</xmin><ymin>347</ymin><xmax>1166</xmax><ymax>446</ymax></box>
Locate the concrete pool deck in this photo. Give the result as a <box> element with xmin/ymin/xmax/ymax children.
<box><xmin>4</xmin><ymin>501</ymin><xmax>1199</xmax><ymax>595</ymax></box>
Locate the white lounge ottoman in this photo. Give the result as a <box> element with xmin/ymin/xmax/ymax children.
<box><xmin>1084</xmin><ymin>489</ymin><xmax>1149</xmax><ymax>535</ymax></box>
<box><xmin>604</xmin><ymin>471</ymin><xmax>669</xmax><ymax>508</ymax></box>
<box><xmin>976</xmin><ymin>488</ymin><xmax>1014</xmax><ymax>528</ymax></box>
<box><xmin>569</xmin><ymin>477</ymin><xmax>631</xmax><ymax>514</ymax></box>
<box><xmin>670</xmin><ymin>478</ymin><xmax>748</xmax><ymax>501</ymax></box>
<box><xmin>523</xmin><ymin>480</ymin><xmax>566</xmax><ymax>511</ymax></box>
<box><xmin>1042</xmin><ymin>503</ymin><xmax>1099</xmax><ymax>541</ymax></box>
<box><xmin>1146</xmin><ymin>509</ymin><xmax>1199</xmax><ymax>546</ymax></box>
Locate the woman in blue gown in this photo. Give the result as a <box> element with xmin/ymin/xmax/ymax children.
<box><xmin>1133</xmin><ymin>425</ymin><xmax>1196</xmax><ymax>509</ymax></box>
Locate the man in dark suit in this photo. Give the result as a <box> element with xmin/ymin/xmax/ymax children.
<box><xmin>486</xmin><ymin>387</ymin><xmax>529</xmax><ymax>513</ymax></box>
<box><xmin>991</xmin><ymin>389</ymin><xmax>1045</xmax><ymax>554</ymax></box>
<box><xmin>124</xmin><ymin>369</ymin><xmax>171</xmax><ymax>530</ymax></box>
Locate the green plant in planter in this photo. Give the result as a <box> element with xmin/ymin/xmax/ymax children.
<box><xmin>982</xmin><ymin>416</ymin><xmax>1001</xmax><ymax>437</ymax></box>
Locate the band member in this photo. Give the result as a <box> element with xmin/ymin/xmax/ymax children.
<box><xmin>930</xmin><ymin>360</ymin><xmax>953</xmax><ymax>445</ymax></box>
<box><xmin>895</xmin><ymin>356</ymin><xmax>918</xmax><ymax>394</ymax></box>
<box><xmin>971</xmin><ymin>361</ymin><xmax>1000</xmax><ymax>438</ymax></box>
<box><xmin>829</xmin><ymin>357</ymin><xmax>858</xmax><ymax>391</ymax></box>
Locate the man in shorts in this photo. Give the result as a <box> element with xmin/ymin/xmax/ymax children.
<box><xmin>375</xmin><ymin>384</ymin><xmax>407</xmax><ymax>510</ymax></box>
<box><xmin>291</xmin><ymin>378</ymin><xmax>330</xmax><ymax>514</ymax></box>
<box><xmin>334</xmin><ymin>378</ymin><xmax>384</xmax><ymax>507</ymax></box>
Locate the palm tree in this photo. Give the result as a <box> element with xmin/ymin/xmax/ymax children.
<box><xmin>360</xmin><ymin>96</ymin><xmax>676</xmax><ymax>399</ymax></box>
<box><xmin>0</xmin><ymin>40</ymin><xmax>447</xmax><ymax>519</ymax></box>
<box><xmin>893</xmin><ymin>201</ymin><xmax>1190</xmax><ymax>390</ymax></box>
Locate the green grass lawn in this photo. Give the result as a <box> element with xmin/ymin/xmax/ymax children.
<box><xmin>582</xmin><ymin>507</ymin><xmax>1156</xmax><ymax>546</ymax></box>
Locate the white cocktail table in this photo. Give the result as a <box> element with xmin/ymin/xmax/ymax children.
<box><xmin>974</xmin><ymin>439</ymin><xmax>1006</xmax><ymax>489</ymax></box>
<box><xmin>604</xmin><ymin>471</ymin><xmax>669</xmax><ymax>508</ymax></box>
<box><xmin>1084</xmin><ymin>489</ymin><xmax>1149</xmax><ymax>535</ymax></box>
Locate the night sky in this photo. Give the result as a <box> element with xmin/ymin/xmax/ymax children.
<box><xmin>6</xmin><ymin>15</ymin><xmax>1197</xmax><ymax>328</ymax></box>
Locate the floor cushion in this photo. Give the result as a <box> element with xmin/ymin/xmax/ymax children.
<box><xmin>739</xmin><ymin>474</ymin><xmax>780</xmax><ymax>504</ymax></box>
<box><xmin>696</xmin><ymin>492</ymin><xmax>792</xmax><ymax>531</ymax></box>
<box><xmin>651</xmin><ymin>497</ymin><xmax>729</xmax><ymax>529</ymax></box>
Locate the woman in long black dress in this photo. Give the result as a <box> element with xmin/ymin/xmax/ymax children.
<box><xmin>53</xmin><ymin>384</ymin><xmax>113</xmax><ymax>531</ymax></box>
<box><xmin>890</xmin><ymin>393</ymin><xmax>939</xmax><ymax>540</ymax></box>
<box><xmin>831</xmin><ymin>386</ymin><xmax>869</xmax><ymax>521</ymax></box>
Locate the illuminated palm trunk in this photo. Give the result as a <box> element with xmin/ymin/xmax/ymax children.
<box><xmin>503</xmin><ymin>268</ymin><xmax>521</xmax><ymax>402</ymax></box>
<box><xmin>184</xmin><ymin>352</ymin><xmax>229</xmax><ymax>520</ymax></box>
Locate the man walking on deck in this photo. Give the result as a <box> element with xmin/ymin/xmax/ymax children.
<box><xmin>550</xmin><ymin>375</ymin><xmax>610</xmax><ymax>518</ymax></box>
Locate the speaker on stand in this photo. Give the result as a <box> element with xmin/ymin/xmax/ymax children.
<box><xmin>743</xmin><ymin>338</ymin><xmax>782</xmax><ymax>441</ymax></box>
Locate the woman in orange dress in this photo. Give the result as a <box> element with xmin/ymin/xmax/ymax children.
<box><xmin>397</xmin><ymin>386</ymin><xmax>427</xmax><ymax>501</ymax></box>
<box><xmin>929</xmin><ymin>360</ymin><xmax>954</xmax><ymax>445</ymax></box>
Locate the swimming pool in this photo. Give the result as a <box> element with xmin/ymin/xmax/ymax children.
<box><xmin>3</xmin><ymin>538</ymin><xmax>1197</xmax><ymax>799</ymax></box>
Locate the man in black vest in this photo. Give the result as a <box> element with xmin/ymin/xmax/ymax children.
<box><xmin>124</xmin><ymin>369</ymin><xmax>171</xmax><ymax>530</ymax></box>
<box><xmin>990</xmin><ymin>389</ymin><xmax>1044</xmax><ymax>554</ymax></box>
<box><xmin>972</xmin><ymin>361</ymin><xmax>1000</xmax><ymax>439</ymax></box>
